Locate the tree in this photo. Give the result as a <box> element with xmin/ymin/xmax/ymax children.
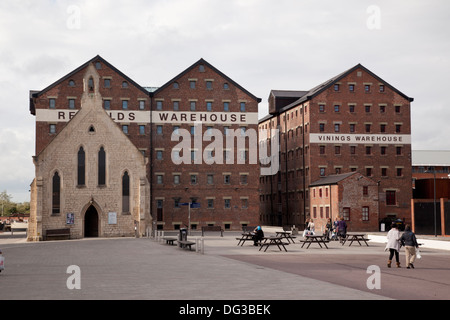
<box><xmin>0</xmin><ymin>190</ymin><xmax>12</xmax><ymax>216</ymax></box>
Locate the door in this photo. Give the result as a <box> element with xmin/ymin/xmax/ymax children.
<box><xmin>84</xmin><ymin>205</ymin><xmax>99</xmax><ymax>237</ymax></box>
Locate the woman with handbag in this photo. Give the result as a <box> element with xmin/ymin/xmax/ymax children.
<box><xmin>386</xmin><ymin>223</ymin><xmax>401</xmax><ymax>268</ymax></box>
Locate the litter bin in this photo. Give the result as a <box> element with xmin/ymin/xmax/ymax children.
<box><xmin>179</xmin><ymin>228</ymin><xmax>187</xmax><ymax>247</ymax></box>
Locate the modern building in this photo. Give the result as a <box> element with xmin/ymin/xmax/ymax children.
<box><xmin>28</xmin><ymin>55</ymin><xmax>261</xmax><ymax>240</ymax></box>
<box><xmin>259</xmin><ymin>64</ymin><xmax>414</xmax><ymax>231</ymax></box>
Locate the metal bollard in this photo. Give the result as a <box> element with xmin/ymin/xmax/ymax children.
<box><xmin>201</xmin><ymin>237</ymin><xmax>204</xmax><ymax>254</ymax></box>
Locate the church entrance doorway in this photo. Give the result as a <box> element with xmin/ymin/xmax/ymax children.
<box><xmin>84</xmin><ymin>205</ymin><xmax>99</xmax><ymax>237</ymax></box>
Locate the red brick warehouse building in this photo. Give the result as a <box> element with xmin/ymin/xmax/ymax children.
<box><xmin>259</xmin><ymin>64</ymin><xmax>414</xmax><ymax>232</ymax></box>
<box><xmin>151</xmin><ymin>59</ymin><xmax>261</xmax><ymax>231</ymax></box>
<box><xmin>29</xmin><ymin>55</ymin><xmax>262</xmax><ymax>237</ymax></box>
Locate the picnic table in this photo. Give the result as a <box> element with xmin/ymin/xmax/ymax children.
<box><xmin>300</xmin><ymin>235</ymin><xmax>329</xmax><ymax>249</ymax></box>
<box><xmin>236</xmin><ymin>232</ymin><xmax>255</xmax><ymax>246</ymax></box>
<box><xmin>341</xmin><ymin>234</ymin><xmax>370</xmax><ymax>246</ymax></box>
<box><xmin>275</xmin><ymin>231</ymin><xmax>297</xmax><ymax>244</ymax></box>
<box><xmin>259</xmin><ymin>237</ymin><xmax>289</xmax><ymax>252</ymax></box>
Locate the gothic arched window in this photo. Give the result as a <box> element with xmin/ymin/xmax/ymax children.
<box><xmin>98</xmin><ymin>147</ymin><xmax>106</xmax><ymax>186</ymax></box>
<box><xmin>78</xmin><ymin>147</ymin><xmax>85</xmax><ymax>186</ymax></box>
<box><xmin>52</xmin><ymin>172</ymin><xmax>61</xmax><ymax>215</ymax></box>
<box><xmin>122</xmin><ymin>171</ymin><xmax>130</xmax><ymax>213</ymax></box>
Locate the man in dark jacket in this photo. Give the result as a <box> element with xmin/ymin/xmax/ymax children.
<box><xmin>253</xmin><ymin>226</ymin><xmax>264</xmax><ymax>246</ymax></box>
<box><xmin>401</xmin><ymin>225</ymin><xmax>419</xmax><ymax>269</ymax></box>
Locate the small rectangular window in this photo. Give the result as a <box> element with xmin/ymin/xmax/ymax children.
<box><xmin>122</xmin><ymin>100</ymin><xmax>128</xmax><ymax>110</ymax></box>
<box><xmin>49</xmin><ymin>98</ymin><xmax>56</xmax><ymax>109</ymax></box>
<box><xmin>362</xmin><ymin>207</ymin><xmax>369</xmax><ymax>221</ymax></box>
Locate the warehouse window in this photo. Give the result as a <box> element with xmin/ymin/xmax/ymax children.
<box><xmin>386</xmin><ymin>191</ymin><xmax>396</xmax><ymax>206</ymax></box>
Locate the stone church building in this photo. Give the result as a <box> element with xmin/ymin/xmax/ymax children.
<box><xmin>28</xmin><ymin>63</ymin><xmax>151</xmax><ymax>241</ymax></box>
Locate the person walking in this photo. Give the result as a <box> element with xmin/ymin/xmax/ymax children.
<box><xmin>336</xmin><ymin>217</ymin><xmax>347</xmax><ymax>243</ymax></box>
<box><xmin>386</xmin><ymin>223</ymin><xmax>401</xmax><ymax>268</ymax></box>
<box><xmin>401</xmin><ymin>225</ymin><xmax>419</xmax><ymax>269</ymax></box>
<box><xmin>324</xmin><ymin>218</ymin><xmax>332</xmax><ymax>240</ymax></box>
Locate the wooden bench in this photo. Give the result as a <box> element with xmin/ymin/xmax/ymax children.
<box><xmin>201</xmin><ymin>226</ymin><xmax>223</xmax><ymax>237</ymax></box>
<box><xmin>45</xmin><ymin>228</ymin><xmax>70</xmax><ymax>241</ymax></box>
<box><xmin>178</xmin><ymin>240</ymin><xmax>196</xmax><ymax>250</ymax></box>
<box><xmin>162</xmin><ymin>237</ymin><xmax>178</xmax><ymax>245</ymax></box>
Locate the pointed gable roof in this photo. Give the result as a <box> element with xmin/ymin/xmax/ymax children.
<box><xmin>153</xmin><ymin>58</ymin><xmax>262</xmax><ymax>102</ymax></box>
<box><xmin>309</xmin><ymin>171</ymin><xmax>377</xmax><ymax>188</ymax></box>
<box><xmin>277</xmin><ymin>63</ymin><xmax>414</xmax><ymax>114</ymax></box>
<box><xmin>30</xmin><ymin>55</ymin><xmax>150</xmax><ymax>115</ymax></box>
<box><xmin>34</xmin><ymin>62</ymin><xmax>145</xmax><ymax>161</ymax></box>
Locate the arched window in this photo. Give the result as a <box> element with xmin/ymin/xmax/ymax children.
<box><xmin>122</xmin><ymin>171</ymin><xmax>130</xmax><ymax>213</ymax></box>
<box><xmin>98</xmin><ymin>147</ymin><xmax>106</xmax><ymax>186</ymax></box>
<box><xmin>52</xmin><ymin>172</ymin><xmax>61</xmax><ymax>215</ymax></box>
<box><xmin>78</xmin><ymin>147</ymin><xmax>85</xmax><ymax>186</ymax></box>
<box><xmin>88</xmin><ymin>77</ymin><xmax>94</xmax><ymax>91</ymax></box>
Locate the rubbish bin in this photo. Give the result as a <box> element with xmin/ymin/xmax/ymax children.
<box><xmin>179</xmin><ymin>228</ymin><xmax>187</xmax><ymax>247</ymax></box>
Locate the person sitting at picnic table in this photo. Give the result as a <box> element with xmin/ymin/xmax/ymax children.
<box><xmin>252</xmin><ymin>226</ymin><xmax>264</xmax><ymax>246</ymax></box>
<box><xmin>302</xmin><ymin>219</ymin><xmax>315</xmax><ymax>237</ymax></box>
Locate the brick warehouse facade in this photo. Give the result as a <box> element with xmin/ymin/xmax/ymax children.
<box><xmin>28</xmin><ymin>55</ymin><xmax>261</xmax><ymax>239</ymax></box>
<box><xmin>151</xmin><ymin>59</ymin><xmax>261</xmax><ymax>231</ymax></box>
<box><xmin>259</xmin><ymin>64</ymin><xmax>414</xmax><ymax>232</ymax></box>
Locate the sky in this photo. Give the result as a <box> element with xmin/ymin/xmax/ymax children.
<box><xmin>0</xmin><ymin>0</ymin><xmax>449</xmax><ymax>203</ymax></box>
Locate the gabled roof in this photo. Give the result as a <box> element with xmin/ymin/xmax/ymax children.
<box><xmin>30</xmin><ymin>55</ymin><xmax>150</xmax><ymax>113</ymax></box>
<box><xmin>309</xmin><ymin>172</ymin><xmax>356</xmax><ymax>187</ymax></box>
<box><xmin>30</xmin><ymin>55</ymin><xmax>151</xmax><ymax>116</ymax></box>
<box><xmin>276</xmin><ymin>63</ymin><xmax>414</xmax><ymax>114</ymax></box>
<box><xmin>309</xmin><ymin>171</ymin><xmax>377</xmax><ymax>188</ymax></box>
<box><xmin>153</xmin><ymin>58</ymin><xmax>262</xmax><ymax>102</ymax></box>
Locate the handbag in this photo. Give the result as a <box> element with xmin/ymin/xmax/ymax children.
<box><xmin>416</xmin><ymin>248</ymin><xmax>421</xmax><ymax>259</ymax></box>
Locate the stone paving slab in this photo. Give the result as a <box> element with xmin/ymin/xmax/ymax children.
<box><xmin>0</xmin><ymin>231</ymin><xmax>448</xmax><ymax>301</ymax></box>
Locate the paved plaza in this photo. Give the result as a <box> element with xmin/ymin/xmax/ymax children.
<box><xmin>0</xmin><ymin>230</ymin><xmax>449</xmax><ymax>301</ymax></box>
